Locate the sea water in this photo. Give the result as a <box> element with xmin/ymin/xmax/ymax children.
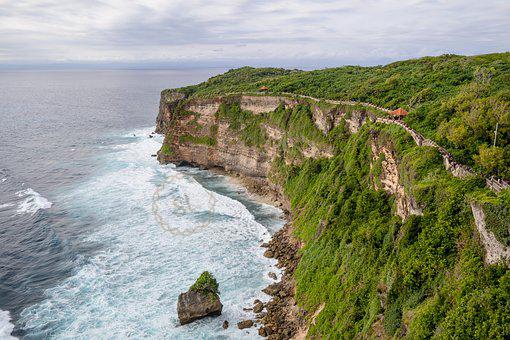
<box><xmin>0</xmin><ymin>70</ymin><xmax>284</xmax><ymax>339</ymax></box>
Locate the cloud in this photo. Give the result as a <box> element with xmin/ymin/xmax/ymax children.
<box><xmin>0</xmin><ymin>0</ymin><xmax>509</xmax><ymax>66</ymax></box>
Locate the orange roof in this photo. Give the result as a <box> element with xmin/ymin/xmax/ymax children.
<box><xmin>259</xmin><ymin>86</ymin><xmax>269</xmax><ymax>91</ymax></box>
<box><xmin>390</xmin><ymin>108</ymin><xmax>409</xmax><ymax>116</ymax></box>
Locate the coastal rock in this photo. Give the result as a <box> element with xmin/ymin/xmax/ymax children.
<box><xmin>258</xmin><ymin>326</ymin><xmax>269</xmax><ymax>337</ymax></box>
<box><xmin>237</xmin><ymin>319</ymin><xmax>254</xmax><ymax>329</ymax></box>
<box><xmin>254</xmin><ymin>302</ymin><xmax>264</xmax><ymax>313</ymax></box>
<box><xmin>177</xmin><ymin>271</ymin><xmax>223</xmax><ymax>325</ymax></box>
<box><xmin>262</xmin><ymin>283</ymin><xmax>281</xmax><ymax>296</ymax></box>
<box><xmin>268</xmin><ymin>272</ymin><xmax>277</xmax><ymax>280</ymax></box>
<box><xmin>263</xmin><ymin>250</ymin><xmax>274</xmax><ymax>258</ymax></box>
<box><xmin>260</xmin><ymin>223</ymin><xmax>305</xmax><ymax>339</ymax></box>
<box><xmin>177</xmin><ymin>290</ymin><xmax>222</xmax><ymax>325</ymax></box>
<box><xmin>222</xmin><ymin>320</ymin><xmax>229</xmax><ymax>329</ymax></box>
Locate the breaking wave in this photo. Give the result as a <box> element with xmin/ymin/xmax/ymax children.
<box><xmin>18</xmin><ymin>128</ymin><xmax>280</xmax><ymax>339</ymax></box>
<box><xmin>15</xmin><ymin>188</ymin><xmax>52</xmax><ymax>215</ymax></box>
<box><xmin>0</xmin><ymin>310</ymin><xmax>16</xmax><ymax>339</ymax></box>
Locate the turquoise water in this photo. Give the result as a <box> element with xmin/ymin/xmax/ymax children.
<box><xmin>0</xmin><ymin>70</ymin><xmax>283</xmax><ymax>339</ymax></box>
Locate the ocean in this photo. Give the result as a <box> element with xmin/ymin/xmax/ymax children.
<box><xmin>0</xmin><ymin>69</ymin><xmax>284</xmax><ymax>339</ymax></box>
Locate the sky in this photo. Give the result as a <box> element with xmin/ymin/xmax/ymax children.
<box><xmin>0</xmin><ymin>0</ymin><xmax>509</xmax><ymax>69</ymax></box>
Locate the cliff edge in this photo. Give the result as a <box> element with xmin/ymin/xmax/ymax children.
<box><xmin>155</xmin><ymin>80</ymin><xmax>510</xmax><ymax>338</ymax></box>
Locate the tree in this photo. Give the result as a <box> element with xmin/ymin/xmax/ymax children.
<box><xmin>474</xmin><ymin>144</ymin><xmax>506</xmax><ymax>175</ymax></box>
<box><xmin>488</xmin><ymin>99</ymin><xmax>509</xmax><ymax>147</ymax></box>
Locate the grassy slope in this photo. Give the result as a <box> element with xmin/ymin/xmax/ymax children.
<box><xmin>169</xmin><ymin>52</ymin><xmax>510</xmax><ymax>179</ymax></box>
<box><xmin>277</xmin><ymin>125</ymin><xmax>509</xmax><ymax>338</ymax></box>
<box><xmin>163</xmin><ymin>53</ymin><xmax>510</xmax><ymax>338</ymax></box>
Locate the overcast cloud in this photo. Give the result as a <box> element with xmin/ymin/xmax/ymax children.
<box><xmin>0</xmin><ymin>0</ymin><xmax>509</xmax><ymax>67</ymax></box>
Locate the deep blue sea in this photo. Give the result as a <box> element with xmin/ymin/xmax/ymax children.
<box><xmin>0</xmin><ymin>70</ymin><xmax>284</xmax><ymax>339</ymax></box>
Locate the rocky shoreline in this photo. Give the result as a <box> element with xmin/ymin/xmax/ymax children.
<box><xmin>259</xmin><ymin>223</ymin><xmax>305</xmax><ymax>339</ymax></box>
<box><xmin>179</xmin><ymin>164</ymin><xmax>305</xmax><ymax>338</ymax></box>
<box><xmin>210</xmin><ymin>168</ymin><xmax>305</xmax><ymax>339</ymax></box>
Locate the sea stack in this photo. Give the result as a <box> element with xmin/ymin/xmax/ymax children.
<box><xmin>177</xmin><ymin>271</ymin><xmax>223</xmax><ymax>325</ymax></box>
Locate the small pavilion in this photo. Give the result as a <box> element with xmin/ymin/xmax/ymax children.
<box><xmin>259</xmin><ymin>86</ymin><xmax>269</xmax><ymax>92</ymax></box>
<box><xmin>389</xmin><ymin>108</ymin><xmax>409</xmax><ymax>119</ymax></box>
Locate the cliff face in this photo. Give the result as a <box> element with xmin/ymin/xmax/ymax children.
<box><xmin>370</xmin><ymin>134</ymin><xmax>422</xmax><ymax>220</ymax></box>
<box><xmin>158</xmin><ymin>92</ymin><xmax>451</xmax><ymax>219</ymax></box>
<box><xmin>471</xmin><ymin>202</ymin><xmax>510</xmax><ymax>265</ymax></box>
<box><xmin>156</xmin><ymin>93</ymin><xmax>336</xmax><ymax>177</ymax></box>
<box><xmin>156</xmin><ymin>90</ymin><xmax>510</xmax><ymax>339</ymax></box>
<box><xmin>156</xmin><ymin>91</ymin><xmax>510</xmax><ymax>262</ymax></box>
<box><xmin>158</xmin><ymin>96</ymin><xmax>275</xmax><ymax>177</ymax></box>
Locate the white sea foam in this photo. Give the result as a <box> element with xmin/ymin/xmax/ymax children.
<box><xmin>0</xmin><ymin>310</ymin><xmax>16</xmax><ymax>339</ymax></box>
<box><xmin>1</xmin><ymin>178</ymin><xmax>6</xmax><ymax>183</ymax></box>
<box><xmin>15</xmin><ymin>188</ymin><xmax>52</xmax><ymax>215</ymax></box>
<box><xmin>19</xmin><ymin>128</ymin><xmax>280</xmax><ymax>339</ymax></box>
<box><xmin>0</xmin><ymin>203</ymin><xmax>14</xmax><ymax>209</ymax></box>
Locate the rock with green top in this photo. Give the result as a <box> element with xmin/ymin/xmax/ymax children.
<box><xmin>177</xmin><ymin>271</ymin><xmax>223</xmax><ymax>325</ymax></box>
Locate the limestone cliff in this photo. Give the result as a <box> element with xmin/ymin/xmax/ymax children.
<box><xmin>155</xmin><ymin>92</ymin><xmax>374</xmax><ymax>172</ymax></box>
<box><xmin>155</xmin><ymin>93</ymin><xmax>340</xmax><ymax>207</ymax></box>
<box><xmin>370</xmin><ymin>133</ymin><xmax>422</xmax><ymax>220</ymax></box>
<box><xmin>156</xmin><ymin>92</ymin><xmax>421</xmax><ymax>220</ymax></box>
<box><xmin>156</xmin><ymin>90</ymin><xmax>510</xmax><ymax>338</ymax></box>
<box><xmin>471</xmin><ymin>202</ymin><xmax>510</xmax><ymax>265</ymax></box>
<box><xmin>156</xmin><ymin>91</ymin><xmax>510</xmax><ymax>266</ymax></box>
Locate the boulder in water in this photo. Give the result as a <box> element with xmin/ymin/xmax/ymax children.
<box><xmin>177</xmin><ymin>271</ymin><xmax>223</xmax><ymax>325</ymax></box>
<box><xmin>237</xmin><ymin>319</ymin><xmax>254</xmax><ymax>329</ymax></box>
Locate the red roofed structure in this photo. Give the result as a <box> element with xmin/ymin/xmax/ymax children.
<box><xmin>389</xmin><ymin>108</ymin><xmax>409</xmax><ymax>118</ymax></box>
<box><xmin>259</xmin><ymin>86</ymin><xmax>269</xmax><ymax>91</ymax></box>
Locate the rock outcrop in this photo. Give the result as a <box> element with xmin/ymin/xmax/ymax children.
<box><xmin>370</xmin><ymin>132</ymin><xmax>422</xmax><ymax>220</ymax></box>
<box><xmin>177</xmin><ymin>290</ymin><xmax>223</xmax><ymax>325</ymax></box>
<box><xmin>177</xmin><ymin>272</ymin><xmax>223</xmax><ymax>325</ymax></box>
<box><xmin>259</xmin><ymin>223</ymin><xmax>304</xmax><ymax>339</ymax></box>
<box><xmin>155</xmin><ymin>93</ymin><xmax>334</xmax><ymax>188</ymax></box>
<box><xmin>470</xmin><ymin>202</ymin><xmax>510</xmax><ymax>265</ymax></box>
<box><xmin>237</xmin><ymin>319</ymin><xmax>254</xmax><ymax>329</ymax></box>
<box><xmin>240</xmin><ymin>95</ymin><xmax>296</xmax><ymax>115</ymax></box>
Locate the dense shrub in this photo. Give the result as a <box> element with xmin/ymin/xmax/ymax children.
<box><xmin>173</xmin><ymin>52</ymin><xmax>510</xmax><ymax>179</ymax></box>
<box><xmin>164</xmin><ymin>53</ymin><xmax>510</xmax><ymax>338</ymax></box>
<box><xmin>190</xmin><ymin>271</ymin><xmax>219</xmax><ymax>295</ymax></box>
<box><xmin>272</xmin><ymin>125</ymin><xmax>509</xmax><ymax>338</ymax></box>
<box><xmin>160</xmin><ymin>144</ymin><xmax>173</xmax><ymax>155</ymax></box>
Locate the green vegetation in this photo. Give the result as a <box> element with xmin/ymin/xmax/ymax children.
<box><xmin>270</xmin><ymin>104</ymin><xmax>329</xmax><ymax>146</ymax></box>
<box><xmin>160</xmin><ymin>143</ymin><xmax>173</xmax><ymax>155</ymax></box>
<box><xmin>161</xmin><ymin>53</ymin><xmax>510</xmax><ymax>338</ymax></box>
<box><xmin>179</xmin><ymin>134</ymin><xmax>216</xmax><ymax>146</ymax></box>
<box><xmin>169</xmin><ymin>53</ymin><xmax>510</xmax><ymax>179</ymax></box>
<box><xmin>190</xmin><ymin>271</ymin><xmax>219</xmax><ymax>296</ymax></box>
<box><xmin>217</xmin><ymin>101</ymin><xmax>267</xmax><ymax>148</ymax></box>
<box><xmin>272</xmin><ymin>124</ymin><xmax>509</xmax><ymax>338</ymax></box>
<box><xmin>198</xmin><ymin>90</ymin><xmax>510</xmax><ymax>337</ymax></box>
<box><xmin>169</xmin><ymin>67</ymin><xmax>298</xmax><ymax>98</ymax></box>
<box><xmin>481</xmin><ymin>191</ymin><xmax>510</xmax><ymax>246</ymax></box>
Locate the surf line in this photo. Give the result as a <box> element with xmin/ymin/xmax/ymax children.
<box><xmin>151</xmin><ymin>170</ymin><xmax>217</xmax><ymax>235</ymax></box>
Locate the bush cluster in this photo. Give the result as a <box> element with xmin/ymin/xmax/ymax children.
<box><xmin>173</xmin><ymin>53</ymin><xmax>510</xmax><ymax>179</ymax></box>
<box><xmin>190</xmin><ymin>271</ymin><xmax>219</xmax><ymax>296</ymax></box>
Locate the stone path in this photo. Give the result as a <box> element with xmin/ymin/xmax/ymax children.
<box><xmin>226</xmin><ymin>91</ymin><xmax>509</xmax><ymax>193</ymax></box>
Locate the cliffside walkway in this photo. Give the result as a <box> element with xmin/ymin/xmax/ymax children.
<box><xmin>226</xmin><ymin>91</ymin><xmax>510</xmax><ymax>193</ymax></box>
